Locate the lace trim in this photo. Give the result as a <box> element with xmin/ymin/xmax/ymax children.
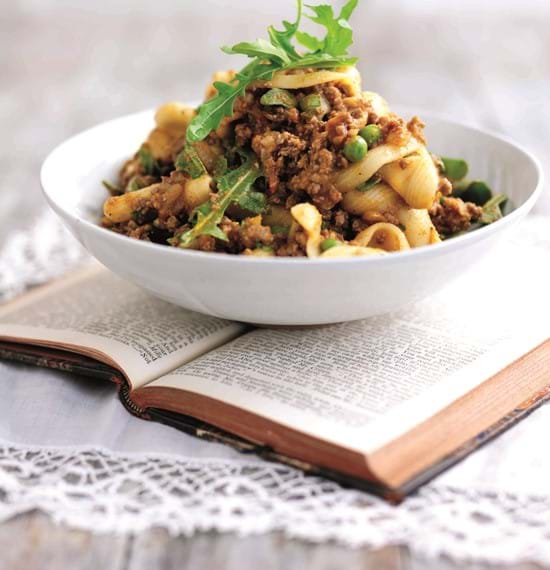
<box><xmin>0</xmin><ymin>441</ymin><xmax>550</xmax><ymax>565</ymax></box>
<box><xmin>0</xmin><ymin>213</ymin><xmax>89</xmax><ymax>303</ymax></box>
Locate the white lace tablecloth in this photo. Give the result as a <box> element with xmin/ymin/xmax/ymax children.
<box><xmin>1</xmin><ymin>213</ymin><xmax>550</xmax><ymax>566</ymax></box>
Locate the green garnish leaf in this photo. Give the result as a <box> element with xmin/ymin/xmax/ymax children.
<box><xmin>223</xmin><ymin>39</ymin><xmax>291</xmax><ymax>66</ymax></box>
<box><xmin>296</xmin><ymin>0</ymin><xmax>358</xmax><ymax>57</ymax></box>
<box><xmin>102</xmin><ymin>180</ymin><xmax>121</xmax><ymax>195</ymax></box>
<box><xmin>480</xmin><ymin>193</ymin><xmax>507</xmax><ymax>225</ymax></box>
<box><xmin>294</xmin><ymin>31</ymin><xmax>323</xmax><ymax>52</ymax></box>
<box><xmin>179</xmin><ymin>154</ymin><xmax>262</xmax><ymax>248</ymax></box>
<box><xmin>137</xmin><ymin>146</ymin><xmax>157</xmax><ymax>176</ymax></box>
<box><xmin>268</xmin><ymin>0</ymin><xmax>302</xmax><ymax>59</ymax></box>
<box><xmin>237</xmin><ymin>190</ymin><xmax>267</xmax><ymax>214</ymax></box>
<box><xmin>175</xmin><ymin>144</ymin><xmax>207</xmax><ymax>179</ymax></box>
<box><xmin>127</xmin><ymin>176</ymin><xmax>143</xmax><ymax>192</ymax></box>
<box><xmin>190</xmin><ymin>201</ymin><xmax>212</xmax><ymax>223</ymax></box>
<box><xmin>357</xmin><ymin>174</ymin><xmax>381</xmax><ymax>192</ymax></box>
<box><xmin>186</xmin><ymin>0</ymin><xmax>359</xmax><ymax>143</ymax></box>
<box><xmin>212</xmin><ymin>156</ymin><xmax>229</xmax><ymax>180</ymax></box>
<box><xmin>186</xmin><ymin>60</ymin><xmax>280</xmax><ymax>143</ymax></box>
<box><xmin>203</xmin><ymin>225</ymin><xmax>229</xmax><ymax>242</ymax></box>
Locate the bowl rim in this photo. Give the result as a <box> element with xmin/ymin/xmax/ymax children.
<box><xmin>40</xmin><ymin>107</ymin><xmax>544</xmax><ymax>268</ymax></box>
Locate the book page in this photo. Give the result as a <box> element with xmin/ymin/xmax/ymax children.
<box><xmin>145</xmin><ymin>220</ymin><xmax>550</xmax><ymax>453</ymax></box>
<box><xmin>0</xmin><ymin>265</ymin><xmax>245</xmax><ymax>388</ymax></box>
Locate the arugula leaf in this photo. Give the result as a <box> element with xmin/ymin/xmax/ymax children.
<box><xmin>291</xmin><ymin>52</ymin><xmax>357</xmax><ymax>68</ymax></box>
<box><xmin>185</xmin><ymin>0</ymin><xmax>359</xmax><ymax>143</ymax></box>
<box><xmin>222</xmin><ymin>39</ymin><xmax>291</xmax><ymax>65</ymax></box>
<box><xmin>175</xmin><ymin>144</ymin><xmax>207</xmax><ymax>179</ymax></box>
<box><xmin>293</xmin><ymin>31</ymin><xmax>323</xmax><ymax>52</ymax></box>
<box><xmin>480</xmin><ymin>193</ymin><xmax>507</xmax><ymax>225</ymax></box>
<box><xmin>186</xmin><ymin>60</ymin><xmax>279</xmax><ymax>143</ymax></box>
<box><xmin>212</xmin><ymin>155</ymin><xmax>229</xmax><ymax>180</ymax></box>
<box><xmin>137</xmin><ymin>146</ymin><xmax>173</xmax><ymax>177</ymax></box>
<box><xmin>267</xmin><ymin>0</ymin><xmax>303</xmax><ymax>60</ymax></box>
<box><xmin>179</xmin><ymin>155</ymin><xmax>262</xmax><ymax>248</ymax></box>
<box><xmin>237</xmin><ymin>190</ymin><xmax>267</xmax><ymax>214</ymax></box>
<box><xmin>138</xmin><ymin>146</ymin><xmax>157</xmax><ymax>176</ymax></box>
<box><xmin>296</xmin><ymin>0</ymin><xmax>358</xmax><ymax>56</ymax></box>
<box><xmin>102</xmin><ymin>180</ymin><xmax>121</xmax><ymax>195</ymax></box>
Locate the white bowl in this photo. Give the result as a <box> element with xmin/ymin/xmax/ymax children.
<box><xmin>41</xmin><ymin>108</ymin><xmax>543</xmax><ymax>325</ymax></box>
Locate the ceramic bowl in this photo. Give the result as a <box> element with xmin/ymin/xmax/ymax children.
<box><xmin>41</xmin><ymin>108</ymin><xmax>543</xmax><ymax>325</ymax></box>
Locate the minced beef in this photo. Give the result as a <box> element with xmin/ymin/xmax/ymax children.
<box><xmin>106</xmin><ymin>72</ymin><xmax>483</xmax><ymax>256</ymax></box>
<box><xmin>230</xmin><ymin>80</ymin><xmax>370</xmax><ymax>211</ymax></box>
<box><xmin>429</xmin><ymin>197</ymin><xmax>483</xmax><ymax>235</ymax></box>
<box><xmin>239</xmin><ymin>216</ymin><xmax>274</xmax><ymax>249</ymax></box>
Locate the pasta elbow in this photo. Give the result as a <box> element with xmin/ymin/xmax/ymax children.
<box><xmin>103</xmin><ymin>183</ymin><xmax>159</xmax><ymax>223</ymax></box>
<box><xmin>184</xmin><ymin>174</ymin><xmax>212</xmax><ymax>212</ymax></box>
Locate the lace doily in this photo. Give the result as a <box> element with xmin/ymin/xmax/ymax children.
<box><xmin>0</xmin><ymin>214</ymin><xmax>89</xmax><ymax>303</ymax></box>
<box><xmin>1</xmin><ymin>212</ymin><xmax>549</xmax><ymax>567</ymax></box>
<box><xmin>1</xmin><ymin>442</ymin><xmax>550</xmax><ymax>565</ymax></box>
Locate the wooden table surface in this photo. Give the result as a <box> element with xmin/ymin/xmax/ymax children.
<box><xmin>2</xmin><ymin>1</ymin><xmax>549</xmax><ymax>568</ymax></box>
<box><xmin>2</xmin><ymin>512</ymin><xmax>546</xmax><ymax>570</ymax></box>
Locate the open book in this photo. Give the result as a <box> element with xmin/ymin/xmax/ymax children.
<box><xmin>1</xmin><ymin>230</ymin><xmax>549</xmax><ymax>501</ymax></box>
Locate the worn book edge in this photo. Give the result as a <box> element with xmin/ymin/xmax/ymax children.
<box><xmin>1</xmin><ymin>340</ymin><xmax>549</xmax><ymax>503</ymax></box>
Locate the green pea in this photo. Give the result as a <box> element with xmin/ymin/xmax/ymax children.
<box><xmin>320</xmin><ymin>238</ymin><xmax>340</xmax><ymax>252</ymax></box>
<box><xmin>461</xmin><ymin>180</ymin><xmax>492</xmax><ymax>206</ymax></box>
<box><xmin>358</xmin><ymin>124</ymin><xmax>382</xmax><ymax>146</ymax></box>
<box><xmin>260</xmin><ymin>88</ymin><xmax>297</xmax><ymax>109</ymax></box>
<box><xmin>344</xmin><ymin>136</ymin><xmax>368</xmax><ymax>163</ymax></box>
<box><xmin>441</xmin><ymin>157</ymin><xmax>469</xmax><ymax>181</ymax></box>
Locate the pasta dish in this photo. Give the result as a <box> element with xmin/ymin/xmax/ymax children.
<box><xmin>101</xmin><ymin>0</ymin><xmax>508</xmax><ymax>258</ymax></box>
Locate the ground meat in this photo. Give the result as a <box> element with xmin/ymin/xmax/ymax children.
<box><xmin>325</xmin><ymin>94</ymin><xmax>369</xmax><ymax>147</ymax></box>
<box><xmin>438</xmin><ymin>176</ymin><xmax>453</xmax><ymax>197</ymax></box>
<box><xmin>118</xmin><ymin>157</ymin><xmax>143</xmax><ymax>189</ymax></box>
<box><xmin>287</xmin><ymin>147</ymin><xmax>342</xmax><ymax>210</ymax></box>
<box><xmin>148</xmin><ymin>179</ymin><xmax>187</xmax><ymax>224</ymax></box>
<box><xmin>406</xmin><ymin>116</ymin><xmax>427</xmax><ymax>145</ymax></box>
<box><xmin>378</xmin><ymin>113</ymin><xmax>410</xmax><ymax>146</ymax></box>
<box><xmin>326</xmin><ymin>113</ymin><xmax>350</xmax><ymax>147</ymax></box>
<box><xmin>429</xmin><ymin>197</ymin><xmax>483</xmax><ymax>235</ymax></box>
<box><xmin>105</xmin><ymin>219</ymin><xmax>153</xmax><ymax>240</ymax></box>
<box><xmin>251</xmin><ymin>130</ymin><xmax>306</xmax><ymax>193</ymax></box>
<box><xmin>231</xmin><ymin>81</ymin><xmax>368</xmax><ymax>210</ymax></box>
<box><xmin>108</xmin><ymin>73</ymin><xmax>466</xmax><ymax>256</ymax></box>
<box><xmin>194</xmin><ymin>235</ymin><xmax>216</xmax><ymax>251</ymax></box>
<box><xmin>239</xmin><ymin>216</ymin><xmax>274</xmax><ymax>249</ymax></box>
<box><xmin>219</xmin><ymin>218</ymin><xmax>242</xmax><ymax>250</ymax></box>
<box><xmin>351</xmin><ymin>217</ymin><xmax>370</xmax><ymax>234</ymax></box>
<box><xmin>234</xmin><ymin>123</ymin><xmax>253</xmax><ymax>147</ymax></box>
<box><xmin>275</xmin><ymin>229</ymin><xmax>307</xmax><ymax>257</ymax></box>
